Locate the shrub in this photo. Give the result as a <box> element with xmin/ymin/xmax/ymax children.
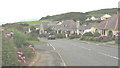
<box><xmin>13</xmin><ymin>30</ymin><xmax>27</xmax><ymax>48</ymax></box>
<box><xmin>98</xmin><ymin>36</ymin><xmax>109</xmax><ymax>42</ymax></box>
<box><xmin>89</xmin><ymin>37</ymin><xmax>94</xmax><ymax>41</ymax></box>
<box><xmin>69</xmin><ymin>35</ymin><xmax>76</xmax><ymax>39</ymax></box>
<box><xmin>56</xmin><ymin>34</ymin><xmax>66</xmax><ymax>38</ymax></box>
<box><xmin>94</xmin><ymin>32</ymin><xmax>101</xmax><ymax>37</ymax></box>
<box><xmin>21</xmin><ymin>46</ymin><xmax>35</xmax><ymax>59</ymax></box>
<box><xmin>83</xmin><ymin>32</ymin><xmax>93</xmax><ymax>36</ymax></box>
<box><xmin>27</xmin><ymin>28</ymin><xmax>39</xmax><ymax>41</ymax></box>
<box><xmin>2</xmin><ymin>36</ymin><xmax>19</xmax><ymax>66</ymax></box>
<box><xmin>27</xmin><ymin>33</ymin><xmax>39</xmax><ymax>41</ymax></box>
<box><xmin>92</xmin><ymin>37</ymin><xmax>98</xmax><ymax>41</ymax></box>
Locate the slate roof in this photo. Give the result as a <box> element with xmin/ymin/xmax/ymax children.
<box><xmin>96</xmin><ymin>14</ymin><xmax>118</xmax><ymax>30</ymax></box>
<box><xmin>58</xmin><ymin>20</ymin><xmax>77</xmax><ymax>31</ymax></box>
<box><xmin>79</xmin><ymin>22</ymin><xmax>99</xmax><ymax>30</ymax></box>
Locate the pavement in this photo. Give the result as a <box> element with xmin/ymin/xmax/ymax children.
<box><xmin>30</xmin><ymin>43</ymin><xmax>65</xmax><ymax>66</ymax></box>
<box><xmin>31</xmin><ymin>38</ymin><xmax>119</xmax><ymax>66</ymax></box>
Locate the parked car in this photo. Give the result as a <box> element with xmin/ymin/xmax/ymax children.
<box><xmin>48</xmin><ymin>35</ymin><xmax>56</xmax><ymax>40</ymax></box>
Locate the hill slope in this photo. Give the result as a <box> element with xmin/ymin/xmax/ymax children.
<box><xmin>40</xmin><ymin>8</ymin><xmax>117</xmax><ymax>21</ymax></box>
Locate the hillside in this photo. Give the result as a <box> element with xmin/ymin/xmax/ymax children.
<box><xmin>41</xmin><ymin>12</ymin><xmax>86</xmax><ymax>22</ymax></box>
<box><xmin>86</xmin><ymin>8</ymin><xmax>117</xmax><ymax>15</ymax></box>
<box><xmin>40</xmin><ymin>8</ymin><xmax>117</xmax><ymax>21</ymax></box>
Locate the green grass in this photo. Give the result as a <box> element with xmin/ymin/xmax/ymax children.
<box><xmin>106</xmin><ymin>43</ymin><xmax>120</xmax><ymax>46</ymax></box>
<box><xmin>27</xmin><ymin>40</ymin><xmax>48</xmax><ymax>44</ymax></box>
<box><xmin>0</xmin><ymin>27</ymin><xmax>6</xmax><ymax>29</ymax></box>
<box><xmin>86</xmin><ymin>14</ymin><xmax>104</xmax><ymax>17</ymax></box>
<box><xmin>21</xmin><ymin>20</ymin><xmax>49</xmax><ymax>25</ymax></box>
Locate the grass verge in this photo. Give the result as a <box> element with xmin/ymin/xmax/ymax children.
<box><xmin>106</xmin><ymin>43</ymin><xmax>120</xmax><ymax>46</ymax></box>
<box><xmin>27</xmin><ymin>40</ymin><xmax>48</xmax><ymax>44</ymax></box>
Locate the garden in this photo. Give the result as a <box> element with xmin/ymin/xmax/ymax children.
<box><xmin>79</xmin><ymin>32</ymin><xmax>116</xmax><ymax>42</ymax></box>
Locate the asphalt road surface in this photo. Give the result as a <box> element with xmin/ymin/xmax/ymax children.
<box><xmin>34</xmin><ymin>38</ymin><xmax>119</xmax><ymax>66</ymax></box>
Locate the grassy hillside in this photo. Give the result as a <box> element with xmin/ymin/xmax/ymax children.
<box><xmin>40</xmin><ymin>8</ymin><xmax>117</xmax><ymax>21</ymax></box>
<box><xmin>41</xmin><ymin>12</ymin><xmax>86</xmax><ymax>21</ymax></box>
<box><xmin>20</xmin><ymin>20</ymin><xmax>49</xmax><ymax>25</ymax></box>
<box><xmin>86</xmin><ymin>8</ymin><xmax>117</xmax><ymax>15</ymax></box>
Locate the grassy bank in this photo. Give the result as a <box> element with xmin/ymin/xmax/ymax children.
<box><xmin>2</xmin><ymin>28</ymin><xmax>36</xmax><ymax>66</ymax></box>
<box><xmin>2</xmin><ymin>22</ymin><xmax>49</xmax><ymax>66</ymax></box>
<box><xmin>27</xmin><ymin>40</ymin><xmax>48</xmax><ymax>44</ymax></box>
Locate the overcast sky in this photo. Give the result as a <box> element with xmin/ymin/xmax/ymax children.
<box><xmin>0</xmin><ymin>0</ymin><xmax>119</xmax><ymax>25</ymax></box>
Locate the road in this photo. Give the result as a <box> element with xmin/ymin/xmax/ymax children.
<box><xmin>34</xmin><ymin>39</ymin><xmax>119</xmax><ymax>66</ymax></box>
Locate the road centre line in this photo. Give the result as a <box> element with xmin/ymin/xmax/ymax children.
<box><xmin>72</xmin><ymin>44</ymin><xmax>92</xmax><ymax>51</ymax></box>
<box><xmin>98</xmin><ymin>52</ymin><xmax>119</xmax><ymax>60</ymax></box>
<box><xmin>77</xmin><ymin>45</ymin><xmax>119</xmax><ymax>60</ymax></box>
<box><xmin>77</xmin><ymin>46</ymin><xmax>92</xmax><ymax>51</ymax></box>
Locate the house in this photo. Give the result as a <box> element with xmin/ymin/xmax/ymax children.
<box><xmin>52</xmin><ymin>20</ymin><xmax>81</xmax><ymax>37</ymax></box>
<box><xmin>95</xmin><ymin>14</ymin><xmax>118</xmax><ymax>37</ymax></box>
<box><xmin>33</xmin><ymin>21</ymin><xmax>59</xmax><ymax>35</ymax></box>
<box><xmin>79</xmin><ymin>22</ymin><xmax>99</xmax><ymax>35</ymax></box>
<box><xmin>85</xmin><ymin>18</ymin><xmax>90</xmax><ymax>21</ymax></box>
<box><xmin>85</xmin><ymin>16</ymin><xmax>100</xmax><ymax>21</ymax></box>
<box><xmin>90</xmin><ymin>16</ymin><xmax>99</xmax><ymax>20</ymax></box>
<box><xmin>100</xmin><ymin>14</ymin><xmax>112</xmax><ymax>20</ymax></box>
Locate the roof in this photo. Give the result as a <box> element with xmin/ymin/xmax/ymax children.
<box><xmin>60</xmin><ymin>20</ymin><xmax>77</xmax><ymax>31</ymax></box>
<box><xmin>79</xmin><ymin>22</ymin><xmax>99</xmax><ymax>30</ymax></box>
<box><xmin>101</xmin><ymin>14</ymin><xmax>111</xmax><ymax>18</ymax></box>
<box><xmin>96</xmin><ymin>14</ymin><xmax>118</xmax><ymax>30</ymax></box>
<box><xmin>53</xmin><ymin>20</ymin><xmax>79</xmax><ymax>31</ymax></box>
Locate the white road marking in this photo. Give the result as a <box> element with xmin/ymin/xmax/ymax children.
<box><xmin>57</xmin><ymin>52</ymin><xmax>67</xmax><ymax>66</ymax></box>
<box><xmin>48</xmin><ymin>43</ymin><xmax>66</xmax><ymax>66</ymax></box>
<box><xmin>73</xmin><ymin>45</ymin><xmax>92</xmax><ymax>51</ymax></box>
<box><xmin>96</xmin><ymin>44</ymin><xmax>100</xmax><ymax>45</ymax></box>
<box><xmin>49</xmin><ymin>44</ymin><xmax>56</xmax><ymax>50</ymax></box>
<box><xmin>98</xmin><ymin>52</ymin><xmax>119</xmax><ymax>60</ymax></box>
<box><xmin>80</xmin><ymin>46</ymin><xmax>91</xmax><ymax>51</ymax></box>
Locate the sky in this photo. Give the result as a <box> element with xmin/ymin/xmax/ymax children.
<box><xmin>0</xmin><ymin>0</ymin><xmax>119</xmax><ymax>25</ymax></box>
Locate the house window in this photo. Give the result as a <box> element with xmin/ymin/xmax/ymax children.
<box><xmin>102</xmin><ymin>29</ymin><xmax>105</xmax><ymax>35</ymax></box>
<box><xmin>100</xmin><ymin>29</ymin><xmax>105</xmax><ymax>35</ymax></box>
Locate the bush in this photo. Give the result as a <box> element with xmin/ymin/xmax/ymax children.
<box><xmin>83</xmin><ymin>32</ymin><xmax>93</xmax><ymax>36</ymax></box>
<box><xmin>27</xmin><ymin>33</ymin><xmax>39</xmax><ymax>41</ymax></box>
<box><xmin>21</xmin><ymin>46</ymin><xmax>35</xmax><ymax>59</ymax></box>
<box><xmin>92</xmin><ymin>37</ymin><xmax>98</xmax><ymax>41</ymax></box>
<box><xmin>69</xmin><ymin>35</ymin><xmax>81</xmax><ymax>39</ymax></box>
<box><xmin>13</xmin><ymin>30</ymin><xmax>27</xmax><ymax>48</ymax></box>
<box><xmin>2</xmin><ymin>36</ymin><xmax>19</xmax><ymax>66</ymax></box>
<box><xmin>56</xmin><ymin>34</ymin><xmax>66</xmax><ymax>38</ymax></box>
<box><xmin>94</xmin><ymin>32</ymin><xmax>101</xmax><ymax>37</ymax></box>
<box><xmin>69</xmin><ymin>35</ymin><xmax>76</xmax><ymax>39</ymax></box>
<box><xmin>98</xmin><ymin>36</ymin><xmax>109</xmax><ymax>42</ymax></box>
<box><xmin>80</xmin><ymin>36</ymin><xmax>99</xmax><ymax>41</ymax></box>
<box><xmin>80</xmin><ymin>36</ymin><xmax>85</xmax><ymax>40</ymax></box>
<box><xmin>2</xmin><ymin>28</ymin><xmax>35</xmax><ymax>66</ymax></box>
